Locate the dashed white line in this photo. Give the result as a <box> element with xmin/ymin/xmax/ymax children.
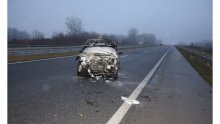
<box><xmin>120</xmin><ymin>55</ymin><xmax>128</xmax><ymax>58</ymax></box>
<box><xmin>106</xmin><ymin>48</ymin><xmax>170</xmax><ymax>124</ymax></box>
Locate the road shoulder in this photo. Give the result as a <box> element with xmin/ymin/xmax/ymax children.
<box><xmin>121</xmin><ymin>47</ymin><xmax>212</xmax><ymax>124</ymax></box>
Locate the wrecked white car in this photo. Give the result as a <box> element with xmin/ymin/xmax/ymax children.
<box><xmin>76</xmin><ymin>38</ymin><xmax>122</xmax><ymax>80</ymax></box>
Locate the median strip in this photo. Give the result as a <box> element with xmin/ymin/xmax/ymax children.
<box><xmin>8</xmin><ymin>52</ymin><xmax>79</xmax><ymax>64</ymax></box>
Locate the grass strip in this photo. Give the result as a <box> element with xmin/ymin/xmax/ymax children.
<box><xmin>182</xmin><ymin>46</ymin><xmax>212</xmax><ymax>59</ymax></box>
<box><xmin>176</xmin><ymin>46</ymin><xmax>212</xmax><ymax>86</ymax></box>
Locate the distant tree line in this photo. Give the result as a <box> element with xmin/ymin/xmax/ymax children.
<box><xmin>8</xmin><ymin>16</ymin><xmax>162</xmax><ymax>47</ymax></box>
<box><xmin>8</xmin><ymin>28</ymin><xmax>31</xmax><ymax>42</ymax></box>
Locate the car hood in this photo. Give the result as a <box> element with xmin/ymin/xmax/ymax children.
<box><xmin>82</xmin><ymin>47</ymin><xmax>117</xmax><ymax>57</ymax></box>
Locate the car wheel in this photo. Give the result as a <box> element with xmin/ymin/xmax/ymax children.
<box><xmin>112</xmin><ymin>68</ymin><xmax>118</xmax><ymax>80</ymax></box>
<box><xmin>77</xmin><ymin>61</ymin><xmax>83</xmax><ymax>76</ymax></box>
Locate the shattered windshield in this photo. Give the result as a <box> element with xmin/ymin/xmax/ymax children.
<box><xmin>82</xmin><ymin>47</ymin><xmax>117</xmax><ymax>56</ymax></box>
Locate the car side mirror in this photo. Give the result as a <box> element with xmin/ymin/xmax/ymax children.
<box><xmin>117</xmin><ymin>51</ymin><xmax>123</xmax><ymax>55</ymax></box>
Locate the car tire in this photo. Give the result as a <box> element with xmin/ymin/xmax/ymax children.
<box><xmin>112</xmin><ymin>68</ymin><xmax>118</xmax><ymax>80</ymax></box>
<box><xmin>77</xmin><ymin>61</ymin><xmax>83</xmax><ymax>76</ymax></box>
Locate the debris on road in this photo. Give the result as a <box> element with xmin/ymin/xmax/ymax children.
<box><xmin>121</xmin><ymin>96</ymin><xmax>140</xmax><ymax>105</ymax></box>
<box><xmin>168</xmin><ymin>95</ymin><xmax>173</xmax><ymax>99</ymax></box>
<box><xmin>86</xmin><ymin>100</ymin><xmax>98</xmax><ymax>107</ymax></box>
<box><xmin>95</xmin><ymin>91</ymin><xmax>104</xmax><ymax>94</ymax></box>
<box><xmin>105</xmin><ymin>80</ymin><xmax>111</xmax><ymax>83</ymax></box>
<box><xmin>95</xmin><ymin>110</ymin><xmax>100</xmax><ymax>113</ymax></box>
<box><xmin>82</xmin><ymin>91</ymin><xmax>91</xmax><ymax>95</ymax></box>
<box><xmin>95</xmin><ymin>76</ymin><xmax>102</xmax><ymax>80</ymax></box>
<box><xmin>142</xmin><ymin>95</ymin><xmax>149</xmax><ymax>99</ymax></box>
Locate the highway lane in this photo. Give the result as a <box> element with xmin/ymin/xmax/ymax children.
<box><xmin>8</xmin><ymin>46</ymin><xmax>169</xmax><ymax>124</ymax></box>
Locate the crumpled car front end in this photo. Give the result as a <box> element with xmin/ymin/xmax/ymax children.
<box><xmin>77</xmin><ymin>47</ymin><xmax>119</xmax><ymax>80</ymax></box>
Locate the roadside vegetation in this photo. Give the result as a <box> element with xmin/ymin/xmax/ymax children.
<box><xmin>8</xmin><ymin>16</ymin><xmax>162</xmax><ymax>48</ymax></box>
<box><xmin>176</xmin><ymin>46</ymin><xmax>212</xmax><ymax>86</ymax></box>
<box><xmin>182</xmin><ymin>42</ymin><xmax>212</xmax><ymax>59</ymax></box>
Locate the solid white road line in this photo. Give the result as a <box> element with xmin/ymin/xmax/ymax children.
<box><xmin>106</xmin><ymin>48</ymin><xmax>170</xmax><ymax>124</ymax></box>
<box><xmin>8</xmin><ymin>56</ymin><xmax>74</xmax><ymax>65</ymax></box>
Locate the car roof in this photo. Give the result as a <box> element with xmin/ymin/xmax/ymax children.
<box><xmin>85</xmin><ymin>38</ymin><xmax>117</xmax><ymax>48</ymax></box>
<box><xmin>84</xmin><ymin>38</ymin><xmax>116</xmax><ymax>47</ymax></box>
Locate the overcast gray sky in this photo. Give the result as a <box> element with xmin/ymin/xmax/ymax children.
<box><xmin>8</xmin><ymin>0</ymin><xmax>212</xmax><ymax>43</ymax></box>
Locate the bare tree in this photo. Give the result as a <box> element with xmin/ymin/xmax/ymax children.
<box><xmin>127</xmin><ymin>28</ymin><xmax>139</xmax><ymax>43</ymax></box>
<box><xmin>52</xmin><ymin>32</ymin><xmax>65</xmax><ymax>40</ymax></box>
<box><xmin>32</xmin><ymin>30</ymin><xmax>45</xmax><ymax>40</ymax></box>
<box><xmin>139</xmin><ymin>33</ymin><xmax>156</xmax><ymax>45</ymax></box>
<box><xmin>65</xmin><ymin>16</ymin><xmax>83</xmax><ymax>36</ymax></box>
<box><xmin>8</xmin><ymin>27</ymin><xmax>31</xmax><ymax>42</ymax></box>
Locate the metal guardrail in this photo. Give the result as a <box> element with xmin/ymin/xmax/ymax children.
<box><xmin>8</xmin><ymin>45</ymin><xmax>148</xmax><ymax>56</ymax></box>
<box><xmin>177</xmin><ymin>46</ymin><xmax>212</xmax><ymax>65</ymax></box>
<box><xmin>8</xmin><ymin>46</ymin><xmax>81</xmax><ymax>51</ymax></box>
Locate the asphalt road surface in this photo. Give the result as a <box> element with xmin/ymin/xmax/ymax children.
<box><xmin>8</xmin><ymin>46</ymin><xmax>212</xmax><ymax>124</ymax></box>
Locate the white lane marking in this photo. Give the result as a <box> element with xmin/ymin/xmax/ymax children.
<box><xmin>8</xmin><ymin>56</ymin><xmax>74</xmax><ymax>65</ymax></box>
<box><xmin>106</xmin><ymin>48</ymin><xmax>170</xmax><ymax>124</ymax></box>
<box><xmin>120</xmin><ymin>55</ymin><xmax>128</xmax><ymax>58</ymax></box>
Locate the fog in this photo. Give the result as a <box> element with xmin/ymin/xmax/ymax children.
<box><xmin>8</xmin><ymin>0</ymin><xmax>212</xmax><ymax>43</ymax></box>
